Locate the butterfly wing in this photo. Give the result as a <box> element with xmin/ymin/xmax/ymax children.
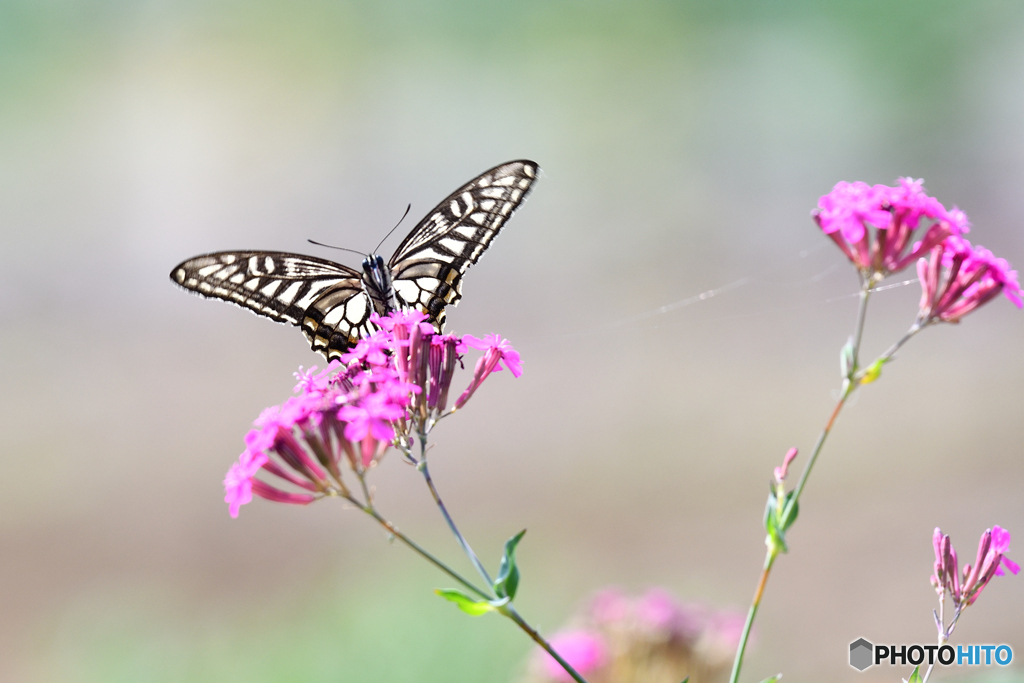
<box><xmin>170</xmin><ymin>251</ymin><xmax>375</xmax><ymax>359</ymax></box>
<box><xmin>388</xmin><ymin>159</ymin><xmax>539</xmax><ymax>329</ymax></box>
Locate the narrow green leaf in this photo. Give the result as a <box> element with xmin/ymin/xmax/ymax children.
<box><xmin>780</xmin><ymin>493</ymin><xmax>799</xmax><ymax>532</ymax></box>
<box><xmin>840</xmin><ymin>337</ymin><xmax>855</xmax><ymax>378</ymax></box>
<box><xmin>758</xmin><ymin>675</ymin><xmax>782</xmax><ymax>683</ymax></box>
<box><xmin>905</xmin><ymin>666</ymin><xmax>922</xmax><ymax>683</ymax></box>
<box><xmin>679</xmin><ymin>678</ymin><xmax>690</xmax><ymax>683</ymax></box>
<box><xmin>494</xmin><ymin>529</ymin><xmax>527</xmax><ymax>600</ymax></box>
<box><xmin>763</xmin><ymin>491</ymin><xmax>778</xmax><ymax>533</ymax></box>
<box><xmin>434</xmin><ymin>589</ymin><xmax>496</xmax><ymax>616</ymax></box>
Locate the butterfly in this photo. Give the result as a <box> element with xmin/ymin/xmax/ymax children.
<box><xmin>170</xmin><ymin>160</ymin><xmax>539</xmax><ymax>360</ymax></box>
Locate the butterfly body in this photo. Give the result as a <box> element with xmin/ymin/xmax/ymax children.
<box><xmin>171</xmin><ymin>160</ymin><xmax>538</xmax><ymax>360</ymax></box>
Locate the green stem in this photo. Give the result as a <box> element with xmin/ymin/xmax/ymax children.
<box><xmin>852</xmin><ymin>279</ymin><xmax>873</xmax><ymax>360</ymax></box>
<box><xmin>862</xmin><ymin>320</ymin><xmax>926</xmax><ymax>375</ymax></box>
<box><xmin>729</xmin><ymin>549</ymin><xmax>778</xmax><ymax>683</ymax></box>
<box><xmin>418</xmin><ymin>437</ymin><xmax>495</xmax><ymax>588</ymax></box>
<box><xmin>414</xmin><ymin>438</ymin><xmax>590</xmax><ymax>683</ymax></box>
<box><xmin>503</xmin><ymin>604</ymin><xmax>591</xmax><ymax>683</ymax></box>
<box><xmin>730</xmin><ymin>281</ymin><xmax>873</xmax><ymax>683</ymax></box>
<box><xmin>787</xmin><ymin>383</ymin><xmax>854</xmax><ymax>509</ymax></box>
<box><xmin>349</xmin><ymin>495</ymin><xmax>490</xmax><ymax>601</ymax></box>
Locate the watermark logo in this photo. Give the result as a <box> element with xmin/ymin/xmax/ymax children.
<box><xmin>849</xmin><ymin>639</ymin><xmax>1013</xmax><ymax>672</ymax></box>
<box><xmin>850</xmin><ymin>638</ymin><xmax>873</xmax><ymax>671</ymax></box>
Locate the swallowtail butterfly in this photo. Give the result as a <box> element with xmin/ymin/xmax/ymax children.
<box><xmin>170</xmin><ymin>160</ymin><xmax>539</xmax><ymax>360</ymax></box>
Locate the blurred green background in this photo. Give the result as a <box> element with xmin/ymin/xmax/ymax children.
<box><xmin>2</xmin><ymin>1</ymin><xmax>1024</xmax><ymax>681</ymax></box>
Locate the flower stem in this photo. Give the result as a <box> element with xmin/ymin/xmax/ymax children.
<box><xmin>789</xmin><ymin>384</ymin><xmax>853</xmax><ymax>507</ymax></box>
<box><xmin>729</xmin><ymin>549</ymin><xmax>778</xmax><ymax>683</ymax></box>
<box><xmin>922</xmin><ymin>602</ymin><xmax>964</xmax><ymax>683</ymax></box>
<box><xmin>730</xmin><ymin>281</ymin><xmax>872</xmax><ymax>683</ymax></box>
<box><xmin>866</xmin><ymin>321</ymin><xmax>926</xmax><ymax>372</ymax></box>
<box><xmin>414</xmin><ymin>436</ymin><xmax>590</xmax><ymax>683</ymax></box>
<box><xmin>502</xmin><ymin>603</ymin><xmax>591</xmax><ymax>683</ymax></box>
<box><xmin>417</xmin><ymin>436</ymin><xmax>496</xmax><ymax>587</ymax></box>
<box><xmin>348</xmin><ymin>494</ymin><xmax>491</xmax><ymax>601</ymax></box>
<box><xmin>852</xmin><ymin>279</ymin><xmax>873</xmax><ymax>359</ymax></box>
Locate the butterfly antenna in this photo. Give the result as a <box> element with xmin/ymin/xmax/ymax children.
<box><xmin>306</xmin><ymin>239</ymin><xmax>367</xmax><ymax>257</ymax></box>
<box><xmin>374</xmin><ymin>203</ymin><xmax>412</xmax><ymax>254</ymax></box>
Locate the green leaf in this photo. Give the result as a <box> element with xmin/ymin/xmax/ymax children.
<box><xmin>763</xmin><ymin>490</ymin><xmax>778</xmax><ymax>533</ymax></box>
<box><xmin>763</xmin><ymin>491</ymin><xmax>788</xmax><ymax>554</ymax></box>
<box><xmin>494</xmin><ymin>529</ymin><xmax>527</xmax><ymax>600</ymax></box>
<box><xmin>679</xmin><ymin>678</ymin><xmax>689</xmax><ymax>683</ymax></box>
<box><xmin>840</xmin><ymin>337</ymin><xmax>855</xmax><ymax>378</ymax></box>
<box><xmin>758</xmin><ymin>675</ymin><xmax>782</xmax><ymax>683</ymax></box>
<box><xmin>905</xmin><ymin>666</ymin><xmax>922</xmax><ymax>683</ymax></box>
<box><xmin>434</xmin><ymin>589</ymin><xmax>497</xmax><ymax>616</ymax></box>
<box><xmin>779</xmin><ymin>492</ymin><xmax>799</xmax><ymax>532</ymax></box>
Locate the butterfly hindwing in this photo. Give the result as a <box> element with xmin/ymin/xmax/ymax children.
<box><xmin>389</xmin><ymin>160</ymin><xmax>538</xmax><ymax>328</ymax></box>
<box><xmin>171</xmin><ymin>251</ymin><xmax>375</xmax><ymax>359</ymax></box>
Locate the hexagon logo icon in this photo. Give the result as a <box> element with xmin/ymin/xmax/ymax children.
<box><xmin>850</xmin><ymin>638</ymin><xmax>874</xmax><ymax>671</ymax></box>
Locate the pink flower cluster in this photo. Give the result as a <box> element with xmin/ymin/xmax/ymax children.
<box><xmin>814</xmin><ymin>178</ymin><xmax>966</xmax><ymax>277</ymax></box>
<box><xmin>932</xmin><ymin>526</ymin><xmax>1019</xmax><ymax>608</ymax></box>
<box><xmin>223</xmin><ymin>311</ymin><xmax>522</xmax><ymax>517</ymax></box>
<box><xmin>814</xmin><ymin>177</ymin><xmax>1020</xmax><ymax>322</ymax></box>
<box><xmin>917</xmin><ymin>236</ymin><xmax>1023</xmax><ymax>323</ymax></box>
<box><xmin>222</xmin><ymin>361</ymin><xmax>410</xmax><ymax>517</ymax></box>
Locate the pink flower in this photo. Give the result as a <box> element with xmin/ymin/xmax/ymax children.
<box><xmin>223</xmin><ymin>449</ymin><xmax>268</xmax><ymax>518</ymax></box>
<box><xmin>292</xmin><ymin>362</ymin><xmax>342</xmax><ymax>395</ymax></box>
<box><xmin>992</xmin><ymin>527</ymin><xmax>1020</xmax><ymax>577</ymax></box>
<box><xmin>542</xmin><ymin>631</ymin><xmax>607</xmax><ymax>682</ymax></box>
<box><xmin>917</xmin><ymin>236</ymin><xmax>1022</xmax><ymax>323</ymax></box>
<box><xmin>933</xmin><ymin>526</ymin><xmax>1017</xmax><ymax>607</ymax></box>
<box><xmin>815</xmin><ymin>181</ymin><xmax>893</xmax><ymax>244</ymax></box>
<box><xmin>931</xmin><ymin>527</ymin><xmax>961</xmax><ymax>602</ymax></box>
<box><xmin>370</xmin><ymin>309</ymin><xmax>432</xmax><ymax>333</ymax></box>
<box><xmin>813</xmin><ymin>178</ymin><xmax>964</xmax><ymax>277</ymax></box>
<box><xmin>340</xmin><ymin>332</ymin><xmax>392</xmax><ymax>367</ymax></box>
<box><xmin>463</xmin><ymin>333</ymin><xmax>523</xmax><ymax>376</ymax></box>
<box><xmin>338</xmin><ymin>391</ymin><xmax>404</xmax><ymax>443</ymax></box>
<box><xmin>454</xmin><ymin>334</ymin><xmax>523</xmax><ymax>409</ymax></box>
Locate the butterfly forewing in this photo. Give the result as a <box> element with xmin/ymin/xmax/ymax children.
<box><xmin>389</xmin><ymin>160</ymin><xmax>538</xmax><ymax>328</ymax></box>
<box><xmin>171</xmin><ymin>251</ymin><xmax>375</xmax><ymax>359</ymax></box>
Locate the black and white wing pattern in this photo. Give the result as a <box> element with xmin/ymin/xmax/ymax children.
<box><xmin>389</xmin><ymin>160</ymin><xmax>538</xmax><ymax>329</ymax></box>
<box><xmin>170</xmin><ymin>252</ymin><xmax>376</xmax><ymax>357</ymax></box>
<box><xmin>171</xmin><ymin>160</ymin><xmax>539</xmax><ymax>360</ymax></box>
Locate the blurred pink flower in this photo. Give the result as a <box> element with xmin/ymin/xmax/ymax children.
<box><xmin>706</xmin><ymin>611</ymin><xmax>748</xmax><ymax>650</ymax></box>
<box><xmin>542</xmin><ymin>631</ymin><xmax>607</xmax><ymax>682</ymax></box>
<box><xmin>636</xmin><ymin>588</ymin><xmax>679</xmax><ymax>631</ymax></box>
<box><xmin>590</xmin><ymin>588</ymin><xmax>631</xmax><ymax>624</ymax></box>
